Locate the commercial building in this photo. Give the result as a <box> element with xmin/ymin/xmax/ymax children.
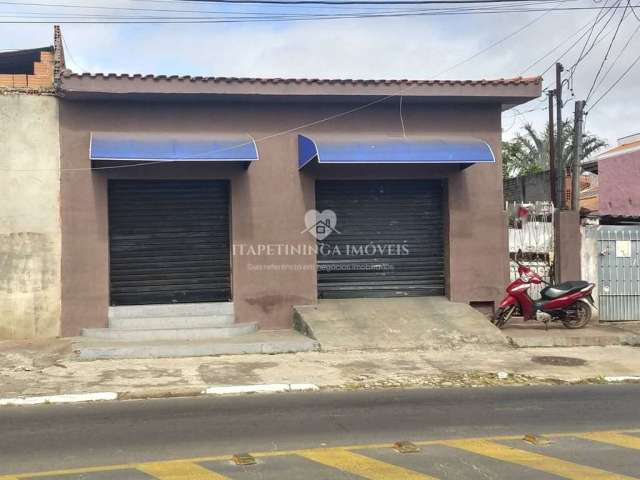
<box><xmin>56</xmin><ymin>72</ymin><xmax>540</xmax><ymax>335</ymax></box>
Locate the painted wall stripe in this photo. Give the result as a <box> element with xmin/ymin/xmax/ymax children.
<box><xmin>138</xmin><ymin>461</ymin><xmax>229</xmax><ymax>480</ymax></box>
<box><xmin>576</xmin><ymin>432</ymin><xmax>640</xmax><ymax>450</ymax></box>
<box><xmin>442</xmin><ymin>439</ymin><xmax>634</xmax><ymax>480</ymax></box>
<box><xmin>298</xmin><ymin>448</ymin><xmax>437</xmax><ymax>480</ymax></box>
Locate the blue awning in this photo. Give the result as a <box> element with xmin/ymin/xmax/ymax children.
<box><xmin>90</xmin><ymin>133</ymin><xmax>258</xmax><ymax>165</ymax></box>
<box><xmin>298</xmin><ymin>134</ymin><xmax>495</xmax><ymax>169</ymax></box>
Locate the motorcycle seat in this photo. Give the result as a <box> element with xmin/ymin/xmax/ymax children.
<box><xmin>541</xmin><ymin>281</ymin><xmax>590</xmax><ymax>300</ymax></box>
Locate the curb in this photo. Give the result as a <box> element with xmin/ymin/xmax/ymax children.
<box><xmin>604</xmin><ymin>376</ymin><xmax>640</xmax><ymax>383</ymax></box>
<box><xmin>3</xmin><ymin>376</ymin><xmax>640</xmax><ymax>407</ymax></box>
<box><xmin>0</xmin><ymin>392</ymin><xmax>118</xmax><ymax>407</ymax></box>
<box><xmin>0</xmin><ymin>383</ymin><xmax>320</xmax><ymax>407</ymax></box>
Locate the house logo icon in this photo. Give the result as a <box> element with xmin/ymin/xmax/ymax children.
<box><xmin>302</xmin><ymin>209</ymin><xmax>340</xmax><ymax>240</ymax></box>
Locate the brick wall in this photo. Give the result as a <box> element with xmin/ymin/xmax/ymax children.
<box><xmin>0</xmin><ymin>51</ymin><xmax>54</xmax><ymax>90</ymax></box>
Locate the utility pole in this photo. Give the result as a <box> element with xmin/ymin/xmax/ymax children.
<box><xmin>548</xmin><ymin>90</ymin><xmax>556</xmax><ymax>207</ymax></box>
<box><xmin>572</xmin><ymin>100</ymin><xmax>586</xmax><ymax>211</ymax></box>
<box><xmin>555</xmin><ymin>62</ymin><xmax>564</xmax><ymax>208</ymax></box>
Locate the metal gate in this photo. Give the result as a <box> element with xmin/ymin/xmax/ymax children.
<box><xmin>506</xmin><ymin>201</ymin><xmax>554</xmax><ymax>299</ymax></box>
<box><xmin>108</xmin><ymin>180</ymin><xmax>231</xmax><ymax>306</ymax></box>
<box><xmin>598</xmin><ymin>225</ymin><xmax>640</xmax><ymax>321</ymax></box>
<box><xmin>315</xmin><ymin>179</ymin><xmax>444</xmax><ymax>299</ymax></box>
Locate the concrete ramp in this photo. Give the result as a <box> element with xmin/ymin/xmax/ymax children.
<box><xmin>294</xmin><ymin>297</ymin><xmax>509</xmax><ymax>352</ymax></box>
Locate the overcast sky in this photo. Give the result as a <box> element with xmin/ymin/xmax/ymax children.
<box><xmin>2</xmin><ymin>0</ymin><xmax>639</xmax><ymax>149</ymax></box>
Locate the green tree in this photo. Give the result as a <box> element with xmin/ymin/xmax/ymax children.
<box><xmin>502</xmin><ymin>121</ymin><xmax>607</xmax><ymax>179</ymax></box>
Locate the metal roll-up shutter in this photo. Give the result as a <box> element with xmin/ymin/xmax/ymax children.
<box><xmin>316</xmin><ymin>180</ymin><xmax>444</xmax><ymax>298</ymax></box>
<box><xmin>108</xmin><ymin>180</ymin><xmax>231</xmax><ymax>305</ymax></box>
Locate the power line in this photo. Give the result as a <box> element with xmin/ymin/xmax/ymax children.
<box><xmin>538</xmin><ymin>10</ymin><xmax>617</xmax><ymax>78</ymax></box>
<box><xmin>436</xmin><ymin>7</ymin><xmax>551</xmax><ymax>75</ymax></box>
<box><xmin>592</xmin><ymin>17</ymin><xmax>640</xmax><ymax>93</ymax></box>
<box><xmin>177</xmin><ymin>0</ymin><xmax>569</xmax><ymax>4</ymax></box>
<box><xmin>520</xmin><ymin>0</ymin><xmax>629</xmax><ymax>76</ymax></box>
<box><xmin>2</xmin><ymin>7</ymin><xmax>552</xmax><ymax>172</ymax></box>
<box><xmin>519</xmin><ymin>18</ymin><xmax>593</xmax><ymax>74</ymax></box>
<box><xmin>0</xmin><ymin>0</ymin><xmax>496</xmax><ymax>15</ymax></box>
<box><xmin>61</xmin><ymin>33</ymin><xmax>89</xmax><ymax>72</ymax></box>
<box><xmin>586</xmin><ymin>49</ymin><xmax>640</xmax><ymax>111</ymax></box>
<box><xmin>0</xmin><ymin>3</ymin><xmax>567</xmax><ymax>19</ymax></box>
<box><xmin>568</xmin><ymin>0</ymin><xmax>621</xmax><ymax>78</ymax></box>
<box><xmin>0</xmin><ymin>5</ymin><xmax>636</xmax><ymax>23</ymax></box>
<box><xmin>584</xmin><ymin>0</ymin><xmax>630</xmax><ymax>103</ymax></box>
<box><xmin>573</xmin><ymin>0</ymin><xmax>617</xmax><ymax>64</ymax></box>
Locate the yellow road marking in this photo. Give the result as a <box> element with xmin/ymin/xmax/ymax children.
<box><xmin>298</xmin><ymin>448</ymin><xmax>438</xmax><ymax>480</ymax></box>
<box><xmin>442</xmin><ymin>439</ymin><xmax>636</xmax><ymax>480</ymax></box>
<box><xmin>4</xmin><ymin>428</ymin><xmax>640</xmax><ymax>479</ymax></box>
<box><xmin>577</xmin><ymin>432</ymin><xmax>640</xmax><ymax>450</ymax></box>
<box><xmin>138</xmin><ymin>461</ymin><xmax>230</xmax><ymax>480</ymax></box>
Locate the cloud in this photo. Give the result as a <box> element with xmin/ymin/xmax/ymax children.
<box><xmin>1</xmin><ymin>2</ymin><xmax>638</xmax><ymax>145</ymax></box>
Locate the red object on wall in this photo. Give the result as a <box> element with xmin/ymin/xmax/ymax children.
<box><xmin>517</xmin><ymin>206</ymin><xmax>529</xmax><ymax>218</ymax></box>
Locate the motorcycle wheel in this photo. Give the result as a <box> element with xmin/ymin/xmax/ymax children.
<box><xmin>562</xmin><ymin>300</ymin><xmax>592</xmax><ymax>329</ymax></box>
<box><xmin>493</xmin><ymin>305</ymin><xmax>515</xmax><ymax>329</ymax></box>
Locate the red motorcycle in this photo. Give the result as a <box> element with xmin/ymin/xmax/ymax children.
<box><xmin>494</xmin><ymin>263</ymin><xmax>596</xmax><ymax>329</ymax></box>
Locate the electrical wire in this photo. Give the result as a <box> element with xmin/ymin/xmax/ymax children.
<box><xmin>568</xmin><ymin>0</ymin><xmax>621</xmax><ymax>80</ymax></box>
<box><xmin>519</xmin><ymin>18</ymin><xmax>594</xmax><ymax>74</ymax></box>
<box><xmin>586</xmin><ymin>49</ymin><xmax>640</xmax><ymax>111</ymax></box>
<box><xmin>399</xmin><ymin>95</ymin><xmax>407</xmax><ymax>138</ymax></box>
<box><xmin>0</xmin><ymin>2</ymin><xmax>636</xmax><ymax>23</ymax></box>
<box><xmin>574</xmin><ymin>0</ymin><xmax>615</xmax><ymax>62</ymax></box>
<box><xmin>1</xmin><ymin>8</ymin><xmax>552</xmax><ymax>173</ymax></box>
<box><xmin>437</xmin><ymin>8</ymin><xmax>552</xmax><ymax>76</ymax></box>
<box><xmin>591</xmin><ymin>18</ymin><xmax>640</xmax><ymax>93</ymax></box>
<box><xmin>61</xmin><ymin>33</ymin><xmax>89</xmax><ymax>72</ymax></box>
<box><xmin>177</xmin><ymin>0</ymin><xmax>571</xmax><ymax>4</ymax></box>
<box><xmin>584</xmin><ymin>0</ymin><xmax>630</xmax><ymax>102</ymax></box>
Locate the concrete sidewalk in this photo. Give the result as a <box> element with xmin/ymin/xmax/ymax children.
<box><xmin>502</xmin><ymin>320</ymin><xmax>640</xmax><ymax>348</ymax></box>
<box><xmin>1</xmin><ymin>337</ymin><xmax>640</xmax><ymax>402</ymax></box>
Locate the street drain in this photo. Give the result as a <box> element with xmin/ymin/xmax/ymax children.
<box><xmin>531</xmin><ymin>356</ymin><xmax>587</xmax><ymax>366</ymax></box>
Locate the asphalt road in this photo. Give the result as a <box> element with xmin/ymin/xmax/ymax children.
<box><xmin>2</xmin><ymin>384</ymin><xmax>640</xmax><ymax>478</ymax></box>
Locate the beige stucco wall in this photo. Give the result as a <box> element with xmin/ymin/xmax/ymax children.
<box><xmin>0</xmin><ymin>94</ymin><xmax>61</xmax><ymax>339</ymax></box>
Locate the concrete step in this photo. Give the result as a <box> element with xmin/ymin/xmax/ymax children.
<box><xmin>74</xmin><ymin>330</ymin><xmax>321</xmax><ymax>360</ymax></box>
<box><xmin>108</xmin><ymin>302</ymin><xmax>234</xmax><ymax>319</ymax></box>
<box><xmin>108</xmin><ymin>314</ymin><xmax>235</xmax><ymax>330</ymax></box>
<box><xmin>82</xmin><ymin>322</ymin><xmax>257</xmax><ymax>341</ymax></box>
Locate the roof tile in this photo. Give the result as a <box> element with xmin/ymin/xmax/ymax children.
<box><xmin>59</xmin><ymin>69</ymin><xmax>541</xmax><ymax>88</ymax></box>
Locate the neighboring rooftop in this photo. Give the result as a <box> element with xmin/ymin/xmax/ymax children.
<box><xmin>0</xmin><ymin>26</ymin><xmax>64</xmax><ymax>92</ymax></box>
<box><xmin>0</xmin><ymin>47</ymin><xmax>53</xmax><ymax>75</ymax></box>
<box><xmin>58</xmin><ymin>71</ymin><xmax>541</xmax><ymax>108</ymax></box>
<box><xmin>0</xmin><ymin>47</ymin><xmax>54</xmax><ymax>90</ymax></box>
<box><xmin>597</xmin><ymin>133</ymin><xmax>640</xmax><ymax>160</ymax></box>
